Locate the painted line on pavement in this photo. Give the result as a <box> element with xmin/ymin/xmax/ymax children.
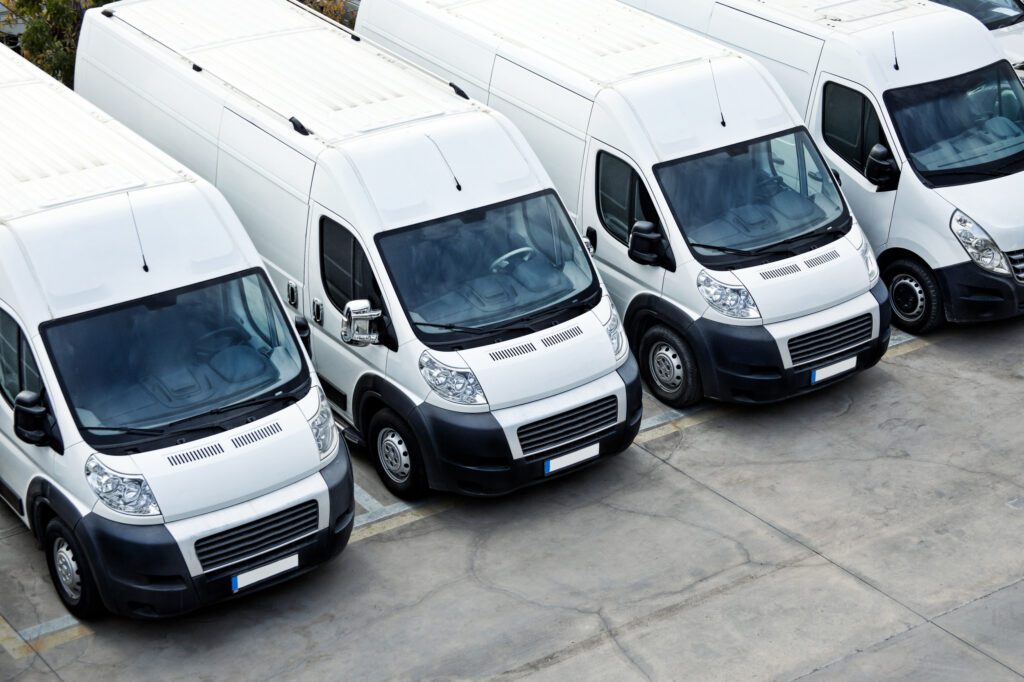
<box><xmin>353</xmin><ymin>484</ymin><xmax>384</xmax><ymax>513</ymax></box>
<box><xmin>351</xmin><ymin>500</ymin><xmax>454</xmax><ymax>543</ymax></box>
<box><xmin>0</xmin><ymin>613</ymin><xmax>32</xmax><ymax>660</ymax></box>
<box><xmin>17</xmin><ymin>614</ymin><xmax>78</xmax><ymax>642</ymax></box>
<box><xmin>355</xmin><ymin>500</ymin><xmax>413</xmax><ymax>528</ymax></box>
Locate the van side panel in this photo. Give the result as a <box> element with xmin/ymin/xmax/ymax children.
<box><xmin>76</xmin><ymin>17</ymin><xmax>223</xmax><ymax>181</ymax></box>
<box><xmin>488</xmin><ymin>57</ymin><xmax>592</xmax><ymax>218</ymax></box>
<box><xmin>707</xmin><ymin>6</ymin><xmax>824</xmax><ymax>118</ymax></box>
<box><xmin>356</xmin><ymin>0</ymin><xmax>495</xmax><ymax>101</ymax></box>
<box><xmin>216</xmin><ymin>110</ymin><xmax>314</xmax><ymax>298</ymax></box>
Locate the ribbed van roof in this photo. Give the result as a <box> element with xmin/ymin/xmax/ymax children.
<box><xmin>732</xmin><ymin>0</ymin><xmax>945</xmax><ymax>35</ymax></box>
<box><xmin>423</xmin><ymin>0</ymin><xmax>729</xmax><ymax>85</ymax></box>
<box><xmin>105</xmin><ymin>0</ymin><xmax>475</xmax><ymax>143</ymax></box>
<box><xmin>0</xmin><ymin>46</ymin><xmax>183</xmax><ymax>222</ymax></box>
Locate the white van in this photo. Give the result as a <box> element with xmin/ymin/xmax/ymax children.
<box><xmin>77</xmin><ymin>0</ymin><xmax>642</xmax><ymax>499</ymax></box>
<box><xmin>624</xmin><ymin>0</ymin><xmax>1024</xmax><ymax>334</ymax></box>
<box><xmin>0</xmin><ymin>46</ymin><xmax>353</xmax><ymax>619</ymax></box>
<box><xmin>929</xmin><ymin>0</ymin><xmax>1024</xmax><ymax>71</ymax></box>
<box><xmin>354</xmin><ymin>0</ymin><xmax>891</xmax><ymax>407</ymax></box>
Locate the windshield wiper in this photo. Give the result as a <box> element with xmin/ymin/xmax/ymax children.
<box><xmin>689</xmin><ymin>242</ymin><xmax>795</xmax><ymax>258</ymax></box>
<box><xmin>209</xmin><ymin>391</ymin><xmax>297</xmax><ymax>416</ymax></box>
<box><xmin>418</xmin><ymin>322</ymin><xmax>500</xmax><ymax>335</ymax></box>
<box><xmin>80</xmin><ymin>425</ymin><xmax>166</xmax><ymax>436</ymax></box>
<box><xmin>754</xmin><ymin>225</ymin><xmax>837</xmax><ymax>252</ymax></box>
<box><xmin>924</xmin><ymin>168</ymin><xmax>1009</xmax><ymax>180</ymax></box>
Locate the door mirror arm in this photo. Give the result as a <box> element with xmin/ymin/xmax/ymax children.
<box><xmin>341</xmin><ymin>299</ymin><xmax>383</xmax><ymax>347</ymax></box>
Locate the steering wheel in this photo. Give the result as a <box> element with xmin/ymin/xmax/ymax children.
<box><xmin>489</xmin><ymin>247</ymin><xmax>537</xmax><ymax>273</ymax></box>
<box><xmin>194</xmin><ymin>326</ymin><xmax>248</xmax><ymax>358</ymax></box>
<box><xmin>755</xmin><ymin>174</ymin><xmax>787</xmax><ymax>198</ymax></box>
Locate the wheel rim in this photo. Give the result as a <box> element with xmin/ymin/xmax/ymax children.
<box><xmin>649</xmin><ymin>341</ymin><xmax>685</xmax><ymax>393</ymax></box>
<box><xmin>377</xmin><ymin>427</ymin><xmax>412</xmax><ymax>484</ymax></box>
<box><xmin>53</xmin><ymin>537</ymin><xmax>82</xmax><ymax>602</ymax></box>
<box><xmin>890</xmin><ymin>274</ymin><xmax>927</xmax><ymax>323</ymax></box>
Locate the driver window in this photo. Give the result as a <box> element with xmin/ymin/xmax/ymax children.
<box><xmin>0</xmin><ymin>309</ymin><xmax>42</xmax><ymax>406</ymax></box>
<box><xmin>321</xmin><ymin>216</ymin><xmax>378</xmax><ymax>311</ymax></box>
<box><xmin>823</xmin><ymin>82</ymin><xmax>891</xmax><ymax>176</ymax></box>
<box><xmin>597</xmin><ymin>152</ymin><xmax>661</xmax><ymax>244</ymax></box>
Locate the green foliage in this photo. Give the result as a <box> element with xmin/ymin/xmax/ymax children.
<box><xmin>0</xmin><ymin>0</ymin><xmax>113</xmax><ymax>86</ymax></box>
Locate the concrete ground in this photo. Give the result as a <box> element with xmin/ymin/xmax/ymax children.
<box><xmin>2</xmin><ymin>322</ymin><xmax>1024</xmax><ymax>680</ymax></box>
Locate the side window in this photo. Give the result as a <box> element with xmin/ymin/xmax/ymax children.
<box><xmin>321</xmin><ymin>216</ymin><xmax>378</xmax><ymax>310</ymax></box>
<box><xmin>597</xmin><ymin>152</ymin><xmax>660</xmax><ymax>244</ymax></box>
<box><xmin>823</xmin><ymin>82</ymin><xmax>891</xmax><ymax>175</ymax></box>
<box><xmin>0</xmin><ymin>309</ymin><xmax>42</xmax><ymax>406</ymax></box>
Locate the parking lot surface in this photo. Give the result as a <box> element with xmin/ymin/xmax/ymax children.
<box><xmin>2</xmin><ymin>323</ymin><xmax>1024</xmax><ymax>680</ymax></box>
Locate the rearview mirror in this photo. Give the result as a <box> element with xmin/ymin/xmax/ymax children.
<box><xmin>294</xmin><ymin>316</ymin><xmax>312</xmax><ymax>356</ymax></box>
<box><xmin>628</xmin><ymin>221</ymin><xmax>663</xmax><ymax>266</ymax></box>
<box><xmin>15</xmin><ymin>391</ymin><xmax>49</xmax><ymax>447</ymax></box>
<box><xmin>865</xmin><ymin>144</ymin><xmax>900</xmax><ymax>191</ymax></box>
<box><xmin>341</xmin><ymin>299</ymin><xmax>382</xmax><ymax>347</ymax></box>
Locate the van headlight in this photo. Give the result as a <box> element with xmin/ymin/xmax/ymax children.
<box><xmin>605</xmin><ymin>309</ymin><xmax>627</xmax><ymax>359</ymax></box>
<box><xmin>308</xmin><ymin>387</ymin><xmax>337</xmax><ymax>459</ymax></box>
<box><xmin>419</xmin><ymin>352</ymin><xmax>487</xmax><ymax>405</ymax></box>
<box><xmin>951</xmin><ymin>210</ymin><xmax>1010</xmax><ymax>275</ymax></box>
<box><xmin>85</xmin><ymin>455</ymin><xmax>161</xmax><ymax>516</ymax></box>
<box><xmin>857</xmin><ymin>237</ymin><xmax>880</xmax><ymax>286</ymax></box>
<box><xmin>697</xmin><ymin>271</ymin><xmax>760</xmax><ymax>319</ymax></box>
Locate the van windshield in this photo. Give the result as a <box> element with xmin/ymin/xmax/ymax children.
<box><xmin>931</xmin><ymin>0</ymin><xmax>1024</xmax><ymax>30</ymax></box>
<box><xmin>885</xmin><ymin>61</ymin><xmax>1024</xmax><ymax>187</ymax></box>
<box><xmin>655</xmin><ymin>128</ymin><xmax>848</xmax><ymax>269</ymax></box>
<box><xmin>42</xmin><ymin>270</ymin><xmax>308</xmax><ymax>451</ymax></box>
<box><xmin>376</xmin><ymin>191</ymin><xmax>599</xmax><ymax>348</ymax></box>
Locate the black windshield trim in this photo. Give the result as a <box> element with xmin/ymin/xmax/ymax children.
<box><xmin>40</xmin><ymin>268</ymin><xmax>311</xmax><ymax>455</ymax></box>
<box><xmin>373</xmin><ymin>189</ymin><xmax>602</xmax><ymax>352</ymax></box>
<box><xmin>653</xmin><ymin>126</ymin><xmax>852</xmax><ymax>270</ymax></box>
<box><xmin>883</xmin><ymin>60</ymin><xmax>1024</xmax><ymax>188</ymax></box>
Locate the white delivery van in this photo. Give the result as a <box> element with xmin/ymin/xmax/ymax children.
<box><xmin>624</xmin><ymin>0</ymin><xmax>1024</xmax><ymax>334</ymax></box>
<box><xmin>77</xmin><ymin>0</ymin><xmax>642</xmax><ymax>499</ymax></box>
<box><xmin>928</xmin><ymin>0</ymin><xmax>1024</xmax><ymax>71</ymax></box>
<box><xmin>354</xmin><ymin>0</ymin><xmax>891</xmax><ymax>407</ymax></box>
<box><xmin>0</xmin><ymin>46</ymin><xmax>354</xmax><ymax>619</ymax></box>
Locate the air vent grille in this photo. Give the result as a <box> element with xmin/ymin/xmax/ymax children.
<box><xmin>489</xmin><ymin>342</ymin><xmax>537</xmax><ymax>362</ymax></box>
<box><xmin>167</xmin><ymin>443</ymin><xmax>225</xmax><ymax>467</ymax></box>
<box><xmin>231</xmin><ymin>422</ymin><xmax>283</xmax><ymax>449</ymax></box>
<box><xmin>518</xmin><ymin>396</ymin><xmax>618</xmax><ymax>456</ymax></box>
<box><xmin>788</xmin><ymin>314</ymin><xmax>873</xmax><ymax>365</ymax></box>
<box><xmin>760</xmin><ymin>264</ymin><xmax>802</xmax><ymax>280</ymax></box>
<box><xmin>194</xmin><ymin>500</ymin><xmax>318</xmax><ymax>571</ymax></box>
<box><xmin>541</xmin><ymin>326</ymin><xmax>583</xmax><ymax>348</ymax></box>
<box><xmin>804</xmin><ymin>250</ymin><xmax>840</xmax><ymax>269</ymax></box>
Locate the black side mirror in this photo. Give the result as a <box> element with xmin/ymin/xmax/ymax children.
<box><xmin>15</xmin><ymin>391</ymin><xmax>49</xmax><ymax>447</ymax></box>
<box><xmin>865</xmin><ymin>144</ymin><xmax>900</xmax><ymax>191</ymax></box>
<box><xmin>294</xmin><ymin>316</ymin><xmax>312</xmax><ymax>357</ymax></box>
<box><xmin>628</xmin><ymin>221</ymin><xmax>661</xmax><ymax>266</ymax></box>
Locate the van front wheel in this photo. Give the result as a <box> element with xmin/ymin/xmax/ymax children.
<box><xmin>44</xmin><ymin>517</ymin><xmax>104</xmax><ymax>620</ymax></box>
<box><xmin>639</xmin><ymin>325</ymin><xmax>702</xmax><ymax>408</ymax></box>
<box><xmin>370</xmin><ymin>409</ymin><xmax>429</xmax><ymax>500</ymax></box>
<box><xmin>883</xmin><ymin>259</ymin><xmax>944</xmax><ymax>334</ymax></box>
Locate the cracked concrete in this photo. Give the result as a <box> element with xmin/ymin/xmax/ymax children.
<box><xmin>2</xmin><ymin>320</ymin><xmax>1024</xmax><ymax>679</ymax></box>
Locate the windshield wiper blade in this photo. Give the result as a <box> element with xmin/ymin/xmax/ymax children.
<box><xmin>80</xmin><ymin>425</ymin><xmax>166</xmax><ymax>436</ymax></box>
<box><xmin>209</xmin><ymin>391</ymin><xmax>296</xmax><ymax>416</ymax></box>
<box><xmin>754</xmin><ymin>226</ymin><xmax>835</xmax><ymax>252</ymax></box>
<box><xmin>689</xmin><ymin>242</ymin><xmax>795</xmax><ymax>258</ymax></box>
<box><xmin>419</xmin><ymin>322</ymin><xmax>496</xmax><ymax>335</ymax></box>
<box><xmin>925</xmin><ymin>168</ymin><xmax>1008</xmax><ymax>179</ymax></box>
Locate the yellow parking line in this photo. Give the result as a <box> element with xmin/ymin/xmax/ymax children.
<box><xmin>28</xmin><ymin>624</ymin><xmax>92</xmax><ymax>654</ymax></box>
<box><xmin>0</xmin><ymin>614</ymin><xmax>33</xmax><ymax>660</ymax></box>
<box><xmin>884</xmin><ymin>337</ymin><xmax>930</xmax><ymax>359</ymax></box>
<box><xmin>635</xmin><ymin>406</ymin><xmax>731</xmax><ymax>444</ymax></box>
<box><xmin>350</xmin><ymin>500</ymin><xmax>455</xmax><ymax>543</ymax></box>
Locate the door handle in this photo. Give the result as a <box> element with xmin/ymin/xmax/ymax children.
<box><xmin>312</xmin><ymin>299</ymin><xmax>324</xmax><ymax>326</ymax></box>
<box><xmin>287</xmin><ymin>281</ymin><xmax>299</xmax><ymax>308</ymax></box>
<box><xmin>830</xmin><ymin>168</ymin><xmax>842</xmax><ymax>186</ymax></box>
<box><xmin>585</xmin><ymin>227</ymin><xmax>597</xmax><ymax>254</ymax></box>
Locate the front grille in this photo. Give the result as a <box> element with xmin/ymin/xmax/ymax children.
<box><xmin>788</xmin><ymin>314</ymin><xmax>873</xmax><ymax>366</ymax></box>
<box><xmin>517</xmin><ymin>396</ymin><xmax>618</xmax><ymax>456</ymax></box>
<box><xmin>194</xmin><ymin>500</ymin><xmax>318</xmax><ymax>571</ymax></box>
<box><xmin>1007</xmin><ymin>249</ymin><xmax>1024</xmax><ymax>283</ymax></box>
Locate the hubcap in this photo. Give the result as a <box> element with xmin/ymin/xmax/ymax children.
<box><xmin>649</xmin><ymin>342</ymin><xmax>685</xmax><ymax>393</ymax></box>
<box><xmin>53</xmin><ymin>538</ymin><xmax>81</xmax><ymax>602</ymax></box>
<box><xmin>890</xmin><ymin>274</ymin><xmax>927</xmax><ymax>323</ymax></box>
<box><xmin>377</xmin><ymin>427</ymin><xmax>412</xmax><ymax>484</ymax></box>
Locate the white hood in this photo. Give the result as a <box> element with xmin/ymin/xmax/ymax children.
<box><xmin>732</xmin><ymin>237</ymin><xmax>871</xmax><ymax>325</ymax></box>
<box><xmin>935</xmin><ymin>173</ymin><xmax>1024</xmax><ymax>252</ymax></box>
<box><xmin>993</xmin><ymin>25</ymin><xmax>1024</xmax><ymax>65</ymax></box>
<box><xmin>456</xmin><ymin>308</ymin><xmax>617</xmax><ymax>411</ymax></box>
<box><xmin>107</xmin><ymin>405</ymin><xmax>322</xmax><ymax>523</ymax></box>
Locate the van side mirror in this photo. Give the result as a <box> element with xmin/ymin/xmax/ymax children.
<box><xmin>293</xmin><ymin>316</ymin><xmax>312</xmax><ymax>356</ymax></box>
<box><xmin>341</xmin><ymin>300</ymin><xmax>382</xmax><ymax>347</ymax></box>
<box><xmin>864</xmin><ymin>144</ymin><xmax>900</xmax><ymax>191</ymax></box>
<box><xmin>14</xmin><ymin>391</ymin><xmax>50</xmax><ymax>447</ymax></box>
<box><xmin>628</xmin><ymin>221</ymin><xmax>675</xmax><ymax>271</ymax></box>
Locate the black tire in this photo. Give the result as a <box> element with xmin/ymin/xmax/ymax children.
<box><xmin>43</xmin><ymin>517</ymin><xmax>105</xmax><ymax>620</ymax></box>
<box><xmin>883</xmin><ymin>258</ymin><xmax>944</xmax><ymax>334</ymax></box>
<box><xmin>639</xmin><ymin>325</ymin><xmax>703</xmax><ymax>408</ymax></box>
<box><xmin>369</xmin><ymin>409</ymin><xmax>429</xmax><ymax>500</ymax></box>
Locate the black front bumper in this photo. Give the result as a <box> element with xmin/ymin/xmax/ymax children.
<box><xmin>691</xmin><ymin>281</ymin><xmax>892</xmax><ymax>404</ymax></box>
<box><xmin>935</xmin><ymin>260</ymin><xmax>1024</xmax><ymax>323</ymax></box>
<box><xmin>74</xmin><ymin>450</ymin><xmax>355</xmax><ymax>619</ymax></box>
<box><xmin>412</xmin><ymin>357</ymin><xmax>643</xmax><ymax>496</ymax></box>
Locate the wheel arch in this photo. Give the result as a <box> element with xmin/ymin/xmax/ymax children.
<box><xmin>26</xmin><ymin>478</ymin><xmax>84</xmax><ymax>547</ymax></box>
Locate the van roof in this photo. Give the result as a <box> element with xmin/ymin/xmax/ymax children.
<box><xmin>0</xmin><ymin>45</ymin><xmax>184</xmax><ymax>223</ymax></box>
<box><xmin>420</xmin><ymin>0</ymin><xmax>731</xmax><ymax>89</ymax></box>
<box><xmin>721</xmin><ymin>0</ymin><xmax>953</xmax><ymax>36</ymax></box>
<box><xmin>103</xmin><ymin>0</ymin><xmax>477</xmax><ymax>145</ymax></box>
